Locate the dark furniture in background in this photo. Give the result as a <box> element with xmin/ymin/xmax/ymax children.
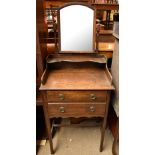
<box><xmin>111</xmin><ymin>13</ymin><xmax>119</xmax><ymax>155</ymax></box>
<box><xmin>36</xmin><ymin>0</ymin><xmax>48</xmax><ymax>142</ymax></box>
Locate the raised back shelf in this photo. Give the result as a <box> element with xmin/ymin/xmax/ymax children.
<box><xmin>46</xmin><ymin>54</ymin><xmax>107</xmax><ymax>64</ymax></box>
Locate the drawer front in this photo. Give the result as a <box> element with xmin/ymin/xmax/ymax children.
<box><xmin>47</xmin><ymin>103</ymin><xmax>106</xmax><ymax>117</ymax></box>
<box><xmin>47</xmin><ymin>91</ymin><xmax>107</xmax><ymax>102</ymax></box>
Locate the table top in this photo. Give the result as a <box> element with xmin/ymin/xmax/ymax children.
<box><xmin>40</xmin><ymin>65</ymin><xmax>114</xmax><ymax>90</ymax></box>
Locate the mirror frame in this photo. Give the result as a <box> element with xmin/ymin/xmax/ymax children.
<box><xmin>58</xmin><ymin>2</ymin><xmax>96</xmax><ymax>53</ymax></box>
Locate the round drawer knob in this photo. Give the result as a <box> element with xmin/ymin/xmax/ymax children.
<box><xmin>59</xmin><ymin>106</ymin><xmax>65</xmax><ymax>113</ymax></box>
<box><xmin>90</xmin><ymin>94</ymin><xmax>96</xmax><ymax>100</ymax></box>
<box><xmin>89</xmin><ymin>106</ymin><xmax>95</xmax><ymax>112</ymax></box>
<box><xmin>59</xmin><ymin>94</ymin><xmax>64</xmax><ymax>100</ymax></box>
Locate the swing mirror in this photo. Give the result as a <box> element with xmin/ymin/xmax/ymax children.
<box><xmin>58</xmin><ymin>3</ymin><xmax>96</xmax><ymax>53</ymax></box>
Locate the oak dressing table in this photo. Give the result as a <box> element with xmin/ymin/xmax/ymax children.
<box><xmin>40</xmin><ymin>3</ymin><xmax>114</xmax><ymax>154</ymax></box>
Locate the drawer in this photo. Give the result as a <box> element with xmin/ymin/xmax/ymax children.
<box><xmin>47</xmin><ymin>91</ymin><xmax>107</xmax><ymax>102</ymax></box>
<box><xmin>47</xmin><ymin>103</ymin><xmax>106</xmax><ymax>117</ymax></box>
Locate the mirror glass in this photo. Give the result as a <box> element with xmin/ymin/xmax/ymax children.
<box><xmin>60</xmin><ymin>5</ymin><xmax>94</xmax><ymax>53</ymax></box>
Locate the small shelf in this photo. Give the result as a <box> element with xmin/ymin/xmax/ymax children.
<box><xmin>46</xmin><ymin>54</ymin><xmax>107</xmax><ymax>64</ymax></box>
<box><xmin>91</xmin><ymin>3</ymin><xmax>119</xmax><ymax>10</ymax></box>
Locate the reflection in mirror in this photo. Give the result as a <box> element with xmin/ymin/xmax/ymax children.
<box><xmin>60</xmin><ymin>5</ymin><xmax>94</xmax><ymax>52</ymax></box>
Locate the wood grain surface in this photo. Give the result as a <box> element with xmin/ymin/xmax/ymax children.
<box><xmin>47</xmin><ymin>90</ymin><xmax>107</xmax><ymax>102</ymax></box>
<box><xmin>40</xmin><ymin>67</ymin><xmax>114</xmax><ymax>90</ymax></box>
<box><xmin>47</xmin><ymin>102</ymin><xmax>106</xmax><ymax>117</ymax></box>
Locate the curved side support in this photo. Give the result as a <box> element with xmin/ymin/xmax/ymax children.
<box><xmin>105</xmin><ymin>64</ymin><xmax>113</xmax><ymax>82</ymax></box>
<box><xmin>41</xmin><ymin>69</ymin><xmax>49</xmax><ymax>85</ymax></box>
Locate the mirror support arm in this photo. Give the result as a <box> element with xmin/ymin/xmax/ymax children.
<box><xmin>96</xmin><ymin>24</ymin><xmax>100</xmax><ymax>53</ymax></box>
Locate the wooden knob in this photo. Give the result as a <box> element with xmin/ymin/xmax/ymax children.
<box><xmin>59</xmin><ymin>94</ymin><xmax>64</xmax><ymax>100</ymax></box>
<box><xmin>90</xmin><ymin>94</ymin><xmax>96</xmax><ymax>100</ymax></box>
<box><xmin>89</xmin><ymin>106</ymin><xmax>95</xmax><ymax>112</ymax></box>
<box><xmin>59</xmin><ymin>106</ymin><xmax>65</xmax><ymax>113</ymax></box>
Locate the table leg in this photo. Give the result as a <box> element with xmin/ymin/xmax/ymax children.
<box><xmin>100</xmin><ymin>117</ymin><xmax>107</xmax><ymax>152</ymax></box>
<box><xmin>45</xmin><ymin>117</ymin><xmax>54</xmax><ymax>154</ymax></box>
<box><xmin>42</xmin><ymin>92</ymin><xmax>54</xmax><ymax>154</ymax></box>
<box><xmin>100</xmin><ymin>91</ymin><xmax>111</xmax><ymax>152</ymax></box>
<box><xmin>112</xmin><ymin>119</ymin><xmax>119</xmax><ymax>155</ymax></box>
